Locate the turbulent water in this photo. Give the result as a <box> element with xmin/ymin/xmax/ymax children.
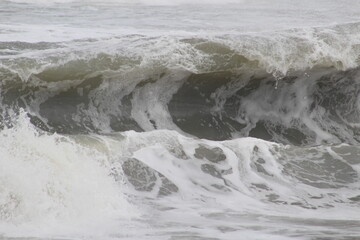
<box><xmin>1</xmin><ymin>0</ymin><xmax>360</xmax><ymax>239</ymax></box>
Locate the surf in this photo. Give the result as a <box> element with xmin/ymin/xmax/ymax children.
<box><xmin>1</xmin><ymin>0</ymin><xmax>360</xmax><ymax>239</ymax></box>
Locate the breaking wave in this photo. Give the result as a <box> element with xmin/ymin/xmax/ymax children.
<box><xmin>2</xmin><ymin>23</ymin><xmax>360</xmax><ymax>145</ymax></box>
<box><xmin>1</xmin><ymin>16</ymin><xmax>360</xmax><ymax>239</ymax></box>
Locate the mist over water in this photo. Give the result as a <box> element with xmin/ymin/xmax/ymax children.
<box><xmin>1</xmin><ymin>0</ymin><xmax>360</xmax><ymax>239</ymax></box>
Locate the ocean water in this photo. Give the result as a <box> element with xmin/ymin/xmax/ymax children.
<box><xmin>0</xmin><ymin>0</ymin><xmax>360</xmax><ymax>239</ymax></box>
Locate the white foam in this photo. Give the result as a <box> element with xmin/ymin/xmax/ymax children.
<box><xmin>112</xmin><ymin>130</ymin><xmax>360</xmax><ymax>214</ymax></box>
<box><xmin>0</xmin><ymin>111</ymin><xmax>137</xmax><ymax>237</ymax></box>
<box><xmin>0</xmin><ymin>113</ymin><xmax>359</xmax><ymax>238</ymax></box>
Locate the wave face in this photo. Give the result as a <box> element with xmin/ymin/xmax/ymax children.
<box><xmin>2</xmin><ymin>34</ymin><xmax>360</xmax><ymax>145</ymax></box>
<box><xmin>1</xmin><ymin>1</ymin><xmax>360</xmax><ymax>239</ymax></box>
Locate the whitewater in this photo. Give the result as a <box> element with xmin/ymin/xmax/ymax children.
<box><xmin>0</xmin><ymin>0</ymin><xmax>360</xmax><ymax>239</ymax></box>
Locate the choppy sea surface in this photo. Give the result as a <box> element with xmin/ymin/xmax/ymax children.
<box><xmin>0</xmin><ymin>0</ymin><xmax>360</xmax><ymax>239</ymax></box>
